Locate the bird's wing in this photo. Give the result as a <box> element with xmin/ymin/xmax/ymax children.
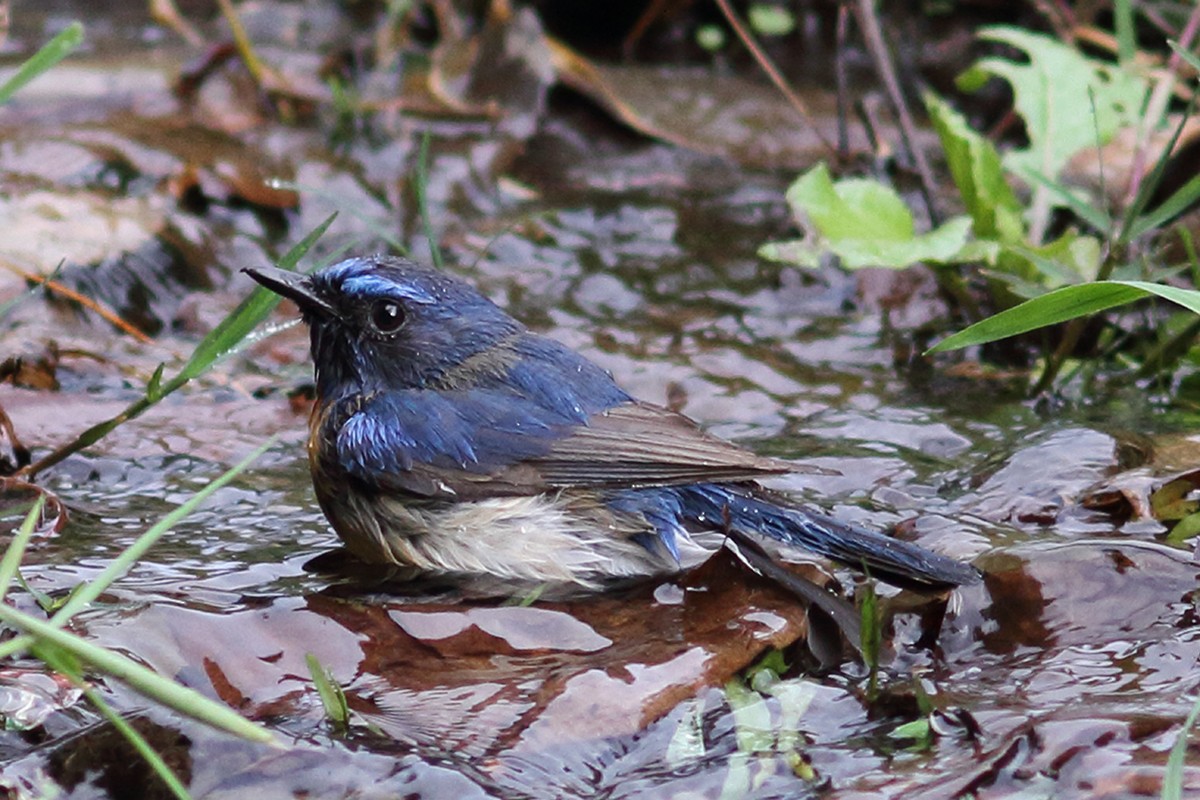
<box><xmin>532</xmin><ymin>402</ymin><xmax>793</xmax><ymax>486</ymax></box>
<box><xmin>328</xmin><ymin>391</ymin><xmax>791</xmax><ymax>500</ymax></box>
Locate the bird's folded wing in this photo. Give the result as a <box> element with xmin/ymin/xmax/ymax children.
<box><xmin>331</xmin><ymin>392</ymin><xmax>792</xmax><ymax>499</ymax></box>
<box><xmin>531</xmin><ymin>402</ymin><xmax>793</xmax><ymax>486</ymax></box>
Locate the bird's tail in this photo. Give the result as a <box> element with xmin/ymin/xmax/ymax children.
<box><xmin>678</xmin><ymin>484</ymin><xmax>980</xmax><ymax>590</ymax></box>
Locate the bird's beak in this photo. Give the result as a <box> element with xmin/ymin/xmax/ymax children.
<box><xmin>243</xmin><ymin>267</ymin><xmax>336</xmax><ymax>317</ymax></box>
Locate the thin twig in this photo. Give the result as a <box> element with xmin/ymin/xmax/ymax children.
<box><xmin>1</xmin><ymin>262</ymin><xmax>153</xmax><ymax>344</ymax></box>
<box><xmin>215</xmin><ymin>0</ymin><xmax>265</xmax><ymax>84</ymax></box>
<box><xmin>835</xmin><ymin>3</ymin><xmax>851</xmax><ymax>159</ymax></box>
<box><xmin>852</xmin><ymin>0</ymin><xmax>942</xmax><ymax>225</ymax></box>
<box><xmin>712</xmin><ymin>0</ymin><xmax>836</xmax><ymax>157</ymax></box>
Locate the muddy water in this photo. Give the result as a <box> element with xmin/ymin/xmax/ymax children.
<box><xmin>1</xmin><ymin>5</ymin><xmax>1199</xmax><ymax>799</ymax></box>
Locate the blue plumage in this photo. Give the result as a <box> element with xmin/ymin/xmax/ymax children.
<box><xmin>245</xmin><ymin>256</ymin><xmax>980</xmax><ymax>590</ymax></box>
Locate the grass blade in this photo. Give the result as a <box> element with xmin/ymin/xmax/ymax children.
<box><xmin>52</xmin><ymin>438</ymin><xmax>276</xmax><ymax>623</ymax></box>
<box><xmin>0</xmin><ymin>22</ymin><xmax>85</xmax><ymax>105</ymax></box>
<box><xmin>22</xmin><ymin>216</ymin><xmax>335</xmax><ymax>477</ymax></box>
<box><xmin>306</xmin><ymin>653</ymin><xmax>349</xmax><ymax>730</ymax></box>
<box><xmin>928</xmin><ymin>280</ymin><xmax>1200</xmax><ymax>352</ymax></box>
<box><xmin>171</xmin><ymin>212</ymin><xmax>337</xmax><ymax>386</ymax></box>
<box><xmin>1171</xmin><ymin>40</ymin><xmax>1200</xmax><ymax>74</ymax></box>
<box><xmin>0</xmin><ymin>497</ymin><xmax>46</xmax><ymax>602</ymax></box>
<box><xmin>416</xmin><ymin>132</ymin><xmax>443</xmax><ymax>270</ymax></box>
<box><xmin>1163</xmin><ymin>694</ymin><xmax>1200</xmax><ymax>800</ymax></box>
<box><xmin>1023</xmin><ymin>168</ymin><xmax>1112</xmax><ymax>232</ymax></box>
<box><xmin>1130</xmin><ymin>172</ymin><xmax>1200</xmax><ymax>239</ymax></box>
<box><xmin>0</xmin><ymin>602</ymin><xmax>274</xmax><ymax>743</ymax></box>
<box><xmin>0</xmin><ymin>439</ymin><xmax>275</xmax><ymax>662</ymax></box>
<box><xmin>83</xmin><ymin>688</ymin><xmax>193</xmax><ymax>800</ymax></box>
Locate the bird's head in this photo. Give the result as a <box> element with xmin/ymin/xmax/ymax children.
<box><xmin>244</xmin><ymin>256</ymin><xmax>524</xmax><ymax>398</ymax></box>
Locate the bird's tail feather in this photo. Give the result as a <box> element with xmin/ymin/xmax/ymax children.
<box><xmin>679</xmin><ymin>484</ymin><xmax>980</xmax><ymax>590</ymax></box>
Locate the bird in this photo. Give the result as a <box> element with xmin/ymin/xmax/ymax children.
<box><xmin>244</xmin><ymin>256</ymin><xmax>980</xmax><ymax>592</ymax></box>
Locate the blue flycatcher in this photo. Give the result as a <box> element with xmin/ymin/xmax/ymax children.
<box><xmin>245</xmin><ymin>257</ymin><xmax>979</xmax><ymax>590</ymax></box>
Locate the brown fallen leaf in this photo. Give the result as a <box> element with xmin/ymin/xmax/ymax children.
<box><xmin>548</xmin><ymin>39</ymin><xmax>883</xmax><ymax>169</ymax></box>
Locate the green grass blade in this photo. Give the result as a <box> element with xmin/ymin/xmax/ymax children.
<box><xmin>40</xmin><ymin>647</ymin><xmax>194</xmax><ymax>800</ymax></box>
<box><xmin>1023</xmin><ymin>168</ymin><xmax>1112</xmax><ymax>232</ymax></box>
<box><xmin>1169</xmin><ymin>40</ymin><xmax>1200</xmax><ymax>74</ymax></box>
<box><xmin>0</xmin><ymin>22</ymin><xmax>85</xmax><ymax>105</ymax></box>
<box><xmin>23</xmin><ymin>217</ymin><xmax>335</xmax><ymax>476</ymax></box>
<box><xmin>859</xmin><ymin>582</ymin><xmax>880</xmax><ymax>699</ymax></box>
<box><xmin>0</xmin><ymin>602</ymin><xmax>274</xmax><ymax>743</ymax></box>
<box><xmin>0</xmin><ymin>497</ymin><xmax>46</xmax><ymax>602</ymax></box>
<box><xmin>416</xmin><ymin>132</ymin><xmax>443</xmax><ymax>270</ymax></box>
<box><xmin>1118</xmin><ymin>97</ymin><xmax>1195</xmax><ymax>244</ymax></box>
<box><xmin>170</xmin><ymin>212</ymin><xmax>337</xmax><ymax>387</ymax></box>
<box><xmin>52</xmin><ymin>438</ymin><xmax>275</xmax><ymax>623</ymax></box>
<box><xmin>0</xmin><ymin>440</ymin><xmax>274</xmax><ymax>661</ymax></box>
<box><xmin>1130</xmin><ymin>172</ymin><xmax>1200</xmax><ymax>239</ymax></box>
<box><xmin>1113</xmin><ymin>0</ymin><xmax>1136</xmax><ymax>65</ymax></box>
<box><xmin>85</xmin><ymin>688</ymin><xmax>193</xmax><ymax>800</ymax></box>
<box><xmin>929</xmin><ymin>281</ymin><xmax>1200</xmax><ymax>352</ymax></box>
<box><xmin>1163</xmin><ymin>694</ymin><xmax>1200</xmax><ymax>800</ymax></box>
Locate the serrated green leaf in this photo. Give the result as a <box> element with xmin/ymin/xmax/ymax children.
<box><xmin>959</xmin><ymin>26</ymin><xmax>1147</xmax><ymax>185</ymax></box>
<box><xmin>787</xmin><ymin>164</ymin><xmax>913</xmax><ymax>241</ymax></box>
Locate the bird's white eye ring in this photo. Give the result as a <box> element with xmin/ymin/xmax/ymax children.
<box><xmin>369</xmin><ymin>298</ymin><xmax>406</xmax><ymax>334</ymax></box>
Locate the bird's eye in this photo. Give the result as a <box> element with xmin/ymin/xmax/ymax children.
<box><xmin>369</xmin><ymin>299</ymin><xmax>406</xmax><ymax>334</ymax></box>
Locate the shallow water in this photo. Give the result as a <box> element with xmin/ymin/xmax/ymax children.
<box><xmin>1</xmin><ymin>4</ymin><xmax>1199</xmax><ymax>799</ymax></box>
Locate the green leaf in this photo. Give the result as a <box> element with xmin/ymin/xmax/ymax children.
<box><xmin>889</xmin><ymin>718</ymin><xmax>931</xmax><ymax>741</ymax></box>
<box><xmin>762</xmin><ymin>163</ymin><xmax>973</xmax><ymax>270</ymax></box>
<box><xmin>1165</xmin><ymin>512</ymin><xmax>1200</xmax><ymax>545</ymax></box>
<box><xmin>748</xmin><ymin>4</ymin><xmax>795</xmax><ymax>36</ymax></box>
<box><xmin>306</xmin><ymin>653</ymin><xmax>349</xmax><ymax>729</ymax></box>
<box><xmin>959</xmin><ymin>26</ymin><xmax>1147</xmax><ymax>185</ymax></box>
<box><xmin>0</xmin><ymin>22</ymin><xmax>85</xmax><ymax>105</ymax></box>
<box><xmin>145</xmin><ymin>363</ymin><xmax>166</xmax><ymax>403</ymax></box>
<box><xmin>929</xmin><ymin>280</ymin><xmax>1200</xmax><ymax>352</ymax></box>
<box><xmin>924</xmin><ymin>92</ymin><xmax>1022</xmax><ymax>241</ymax></box>
<box><xmin>859</xmin><ymin>582</ymin><xmax>880</xmax><ymax>699</ymax></box>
